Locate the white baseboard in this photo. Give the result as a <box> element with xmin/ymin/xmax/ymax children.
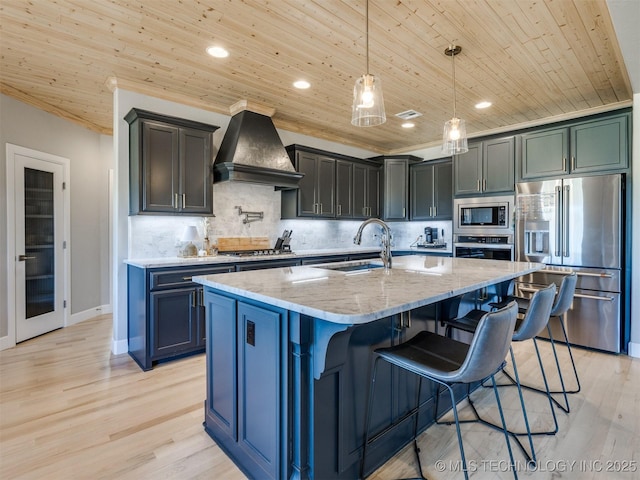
<box><xmin>112</xmin><ymin>338</ymin><xmax>129</xmax><ymax>355</ymax></box>
<box><xmin>628</xmin><ymin>342</ymin><xmax>640</xmax><ymax>358</ymax></box>
<box><xmin>68</xmin><ymin>304</ymin><xmax>112</xmax><ymax>326</ymax></box>
<box><xmin>0</xmin><ymin>335</ymin><xmax>15</xmax><ymax>351</ymax></box>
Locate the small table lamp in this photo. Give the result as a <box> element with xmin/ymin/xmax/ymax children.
<box><xmin>180</xmin><ymin>225</ymin><xmax>200</xmax><ymax>257</ymax></box>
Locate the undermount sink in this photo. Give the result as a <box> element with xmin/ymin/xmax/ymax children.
<box><xmin>313</xmin><ymin>260</ymin><xmax>384</xmax><ymax>273</ymax></box>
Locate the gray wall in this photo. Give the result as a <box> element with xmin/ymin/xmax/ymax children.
<box><xmin>0</xmin><ymin>94</ymin><xmax>112</xmax><ymax>339</ymax></box>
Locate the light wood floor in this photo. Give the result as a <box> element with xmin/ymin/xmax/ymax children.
<box><xmin>1</xmin><ymin>315</ymin><xmax>638</xmax><ymax>479</ymax></box>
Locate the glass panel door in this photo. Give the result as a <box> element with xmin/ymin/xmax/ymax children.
<box><xmin>14</xmin><ymin>153</ymin><xmax>65</xmax><ymax>343</ymax></box>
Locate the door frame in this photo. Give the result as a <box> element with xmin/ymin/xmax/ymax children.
<box><xmin>3</xmin><ymin>143</ymin><xmax>71</xmax><ymax>349</ymax></box>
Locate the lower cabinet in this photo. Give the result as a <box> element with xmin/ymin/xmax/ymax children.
<box><xmin>150</xmin><ymin>287</ymin><xmax>201</xmax><ymax>358</ymax></box>
<box><xmin>127</xmin><ymin>263</ymin><xmax>234</xmax><ymax>370</ymax></box>
<box><xmin>204</xmin><ymin>291</ymin><xmax>285</xmax><ymax>480</ymax></box>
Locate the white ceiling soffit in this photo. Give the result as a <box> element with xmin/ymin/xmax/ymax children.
<box><xmin>607</xmin><ymin>0</ymin><xmax>640</xmax><ymax>93</ymax></box>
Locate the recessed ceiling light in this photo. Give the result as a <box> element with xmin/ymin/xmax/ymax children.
<box><xmin>401</xmin><ymin>122</ymin><xmax>415</xmax><ymax>129</ymax></box>
<box><xmin>206</xmin><ymin>46</ymin><xmax>229</xmax><ymax>58</ymax></box>
<box><xmin>293</xmin><ymin>80</ymin><xmax>310</xmax><ymax>89</ymax></box>
<box><xmin>475</xmin><ymin>101</ymin><xmax>492</xmax><ymax>109</ymax></box>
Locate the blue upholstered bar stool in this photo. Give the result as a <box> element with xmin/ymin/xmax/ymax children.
<box><xmin>490</xmin><ymin>273</ymin><xmax>579</xmax><ymax>413</ymax></box>
<box><xmin>442</xmin><ymin>283</ymin><xmax>558</xmax><ymax>465</ymax></box>
<box><xmin>360</xmin><ymin>302</ymin><xmax>519</xmax><ymax>480</ymax></box>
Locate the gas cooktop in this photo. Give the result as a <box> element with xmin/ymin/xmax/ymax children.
<box><xmin>221</xmin><ymin>248</ymin><xmax>293</xmax><ymax>257</ymax></box>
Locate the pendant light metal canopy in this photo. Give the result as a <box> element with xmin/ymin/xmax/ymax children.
<box><xmin>442</xmin><ymin>45</ymin><xmax>468</xmax><ymax>154</ymax></box>
<box><xmin>351</xmin><ymin>0</ymin><xmax>386</xmax><ymax>127</ymax></box>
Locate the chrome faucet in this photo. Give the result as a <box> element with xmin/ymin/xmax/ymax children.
<box><xmin>353</xmin><ymin>218</ymin><xmax>392</xmax><ymax>270</ymax></box>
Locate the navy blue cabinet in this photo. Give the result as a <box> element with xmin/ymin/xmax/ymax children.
<box><xmin>127</xmin><ymin>263</ymin><xmax>234</xmax><ymax>370</ymax></box>
<box><xmin>204</xmin><ymin>291</ymin><xmax>286</xmax><ymax>480</ymax></box>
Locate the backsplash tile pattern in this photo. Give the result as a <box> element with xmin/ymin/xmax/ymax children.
<box><xmin>129</xmin><ymin>182</ymin><xmax>452</xmax><ymax>258</ymax></box>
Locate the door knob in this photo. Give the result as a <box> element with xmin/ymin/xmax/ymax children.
<box><xmin>18</xmin><ymin>255</ymin><xmax>36</xmax><ymax>261</ymax></box>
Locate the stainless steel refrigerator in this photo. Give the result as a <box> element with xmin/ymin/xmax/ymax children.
<box><xmin>515</xmin><ymin>174</ymin><xmax>622</xmax><ymax>353</ymax></box>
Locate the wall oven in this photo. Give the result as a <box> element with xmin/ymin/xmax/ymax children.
<box><xmin>454</xmin><ymin>195</ymin><xmax>515</xmax><ymax>261</ymax></box>
<box><xmin>453</xmin><ymin>235</ymin><xmax>514</xmax><ymax>261</ymax></box>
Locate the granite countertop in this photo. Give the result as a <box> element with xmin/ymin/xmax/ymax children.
<box><xmin>194</xmin><ymin>255</ymin><xmax>542</xmax><ymax>324</ymax></box>
<box><xmin>124</xmin><ymin>247</ymin><xmax>381</xmax><ymax>268</ymax></box>
<box><xmin>124</xmin><ymin>246</ymin><xmax>454</xmax><ymax>269</ymax></box>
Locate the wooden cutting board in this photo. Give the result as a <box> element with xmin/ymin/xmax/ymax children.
<box><xmin>217</xmin><ymin>236</ymin><xmax>270</xmax><ymax>252</ymax></box>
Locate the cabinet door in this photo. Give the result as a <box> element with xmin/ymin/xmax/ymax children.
<box><xmin>433</xmin><ymin>161</ymin><xmax>453</xmax><ymax>219</ymax></box>
<box><xmin>295</xmin><ymin>151</ymin><xmax>319</xmax><ymax>216</ymax></box>
<box><xmin>204</xmin><ymin>291</ymin><xmax>237</xmax><ymax>440</ymax></box>
<box><xmin>366</xmin><ymin>165</ymin><xmax>380</xmax><ymax>218</ymax></box>
<box><xmin>352</xmin><ymin>163</ymin><xmax>368</xmax><ymax>219</ymax></box>
<box><xmin>483</xmin><ymin>136</ymin><xmax>514</xmax><ymax>193</ymax></box>
<box><xmin>317</xmin><ymin>156</ymin><xmax>336</xmax><ymax>217</ymax></box>
<box><xmin>454</xmin><ymin>144</ymin><xmax>482</xmax><ymax>195</ymax></box>
<box><xmin>142</xmin><ymin>121</ymin><xmax>180</xmax><ymax>212</ymax></box>
<box><xmin>383</xmin><ymin>160</ymin><xmax>408</xmax><ymax>220</ymax></box>
<box><xmin>150</xmin><ymin>287</ymin><xmax>198</xmax><ymax>359</ymax></box>
<box><xmin>179</xmin><ymin>127</ymin><xmax>213</xmax><ymax>214</ymax></box>
<box><xmin>237</xmin><ymin>301</ymin><xmax>282</xmax><ymax>480</ymax></box>
<box><xmin>410</xmin><ymin>163</ymin><xmax>434</xmax><ymax>220</ymax></box>
<box><xmin>520</xmin><ymin>128</ymin><xmax>568</xmax><ymax>180</ymax></box>
<box><xmin>335</xmin><ymin>160</ymin><xmax>353</xmax><ymax>218</ymax></box>
<box><xmin>571</xmin><ymin>115</ymin><xmax>628</xmax><ymax>174</ymax></box>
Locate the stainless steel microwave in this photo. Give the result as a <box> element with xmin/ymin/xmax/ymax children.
<box><xmin>453</xmin><ymin>195</ymin><xmax>515</xmax><ymax>235</ymax></box>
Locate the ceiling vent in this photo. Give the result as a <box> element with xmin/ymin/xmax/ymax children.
<box><xmin>395</xmin><ymin>109</ymin><xmax>423</xmax><ymax>120</ymax></box>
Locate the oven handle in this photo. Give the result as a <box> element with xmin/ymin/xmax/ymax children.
<box><xmin>453</xmin><ymin>243</ymin><xmax>514</xmax><ymax>250</ymax></box>
<box><xmin>519</xmin><ymin>285</ymin><xmax>614</xmax><ymax>302</ymax></box>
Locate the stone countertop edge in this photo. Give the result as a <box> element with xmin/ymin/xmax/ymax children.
<box><xmin>193</xmin><ymin>256</ymin><xmax>543</xmax><ymax>325</ymax></box>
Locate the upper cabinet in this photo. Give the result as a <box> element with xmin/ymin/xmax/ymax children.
<box><xmin>454</xmin><ymin>136</ymin><xmax>515</xmax><ymax>196</ymax></box>
<box><xmin>294</xmin><ymin>149</ymin><xmax>336</xmax><ymax>218</ymax></box>
<box><xmin>335</xmin><ymin>160</ymin><xmax>354</xmax><ymax>218</ymax></box>
<box><xmin>519</xmin><ymin>113</ymin><xmax>629</xmax><ymax>180</ymax></box>
<box><xmin>281</xmin><ymin>145</ymin><xmax>379</xmax><ymax>220</ymax></box>
<box><xmin>352</xmin><ymin>163</ymin><xmax>380</xmax><ymax>219</ymax></box>
<box><xmin>126</xmin><ymin>108</ymin><xmax>218</xmax><ymax>215</ymax></box>
<box><xmin>410</xmin><ymin>159</ymin><xmax>453</xmax><ymax>220</ymax></box>
<box><xmin>370</xmin><ymin>155</ymin><xmax>420</xmax><ymax>221</ymax></box>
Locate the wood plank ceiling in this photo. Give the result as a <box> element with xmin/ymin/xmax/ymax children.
<box><xmin>0</xmin><ymin>0</ymin><xmax>632</xmax><ymax>154</ymax></box>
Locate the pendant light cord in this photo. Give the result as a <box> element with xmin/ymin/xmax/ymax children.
<box><xmin>365</xmin><ymin>0</ymin><xmax>370</xmax><ymax>75</ymax></box>
<box><xmin>451</xmin><ymin>45</ymin><xmax>457</xmax><ymax>118</ymax></box>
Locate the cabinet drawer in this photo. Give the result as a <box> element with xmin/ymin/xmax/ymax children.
<box><xmin>150</xmin><ymin>265</ymin><xmax>234</xmax><ymax>290</ymax></box>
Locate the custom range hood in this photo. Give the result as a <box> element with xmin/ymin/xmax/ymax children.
<box><xmin>213</xmin><ymin>101</ymin><xmax>303</xmax><ymax>189</ymax></box>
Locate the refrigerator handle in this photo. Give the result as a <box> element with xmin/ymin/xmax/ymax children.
<box><xmin>555</xmin><ymin>186</ymin><xmax>562</xmax><ymax>257</ymax></box>
<box><xmin>563</xmin><ymin>185</ymin><xmax>570</xmax><ymax>257</ymax></box>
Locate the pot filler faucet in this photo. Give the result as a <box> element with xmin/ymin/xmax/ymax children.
<box><xmin>354</xmin><ymin>218</ymin><xmax>392</xmax><ymax>270</ymax></box>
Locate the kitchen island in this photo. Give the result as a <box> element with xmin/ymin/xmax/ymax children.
<box><xmin>194</xmin><ymin>256</ymin><xmax>542</xmax><ymax>480</ymax></box>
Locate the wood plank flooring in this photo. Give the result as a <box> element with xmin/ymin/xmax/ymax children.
<box><xmin>1</xmin><ymin>315</ymin><xmax>638</xmax><ymax>479</ymax></box>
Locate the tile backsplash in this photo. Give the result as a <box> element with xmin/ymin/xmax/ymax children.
<box><xmin>128</xmin><ymin>182</ymin><xmax>452</xmax><ymax>258</ymax></box>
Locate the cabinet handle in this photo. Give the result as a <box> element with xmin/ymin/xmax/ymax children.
<box><xmin>182</xmin><ymin>276</ymin><xmax>193</xmax><ymax>281</ymax></box>
<box><xmin>182</xmin><ymin>194</ymin><xmax>186</xmax><ymax>209</ymax></box>
<box><xmin>320</xmin><ymin>203</ymin><xmax>323</xmax><ymax>214</ymax></box>
<box><xmin>337</xmin><ymin>204</ymin><xmax>342</xmax><ymax>216</ymax></box>
<box><xmin>429</xmin><ymin>206</ymin><xmax>432</xmax><ymax>216</ymax></box>
<box><xmin>483</xmin><ymin>178</ymin><xmax>486</xmax><ymax>191</ymax></box>
<box><xmin>174</xmin><ymin>193</ymin><xmax>179</xmax><ymax>208</ymax></box>
<box><xmin>199</xmin><ymin>289</ymin><xmax>204</xmax><ymax>306</ymax></box>
<box><xmin>433</xmin><ymin>206</ymin><xmax>437</xmax><ymax>217</ymax></box>
<box><xmin>477</xmin><ymin>179</ymin><xmax>481</xmax><ymax>191</ymax></box>
<box><xmin>402</xmin><ymin>207</ymin><xmax>406</xmax><ymax>217</ymax></box>
<box><xmin>563</xmin><ymin>157</ymin><xmax>567</xmax><ymax>171</ymax></box>
<box><xmin>191</xmin><ymin>291</ymin><xmax>197</xmax><ymax>308</ymax></box>
<box><xmin>571</xmin><ymin>156</ymin><xmax>576</xmax><ymax>171</ymax></box>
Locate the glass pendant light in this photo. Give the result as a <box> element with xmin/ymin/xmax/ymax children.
<box><xmin>442</xmin><ymin>45</ymin><xmax>468</xmax><ymax>154</ymax></box>
<box><xmin>351</xmin><ymin>0</ymin><xmax>386</xmax><ymax>127</ymax></box>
